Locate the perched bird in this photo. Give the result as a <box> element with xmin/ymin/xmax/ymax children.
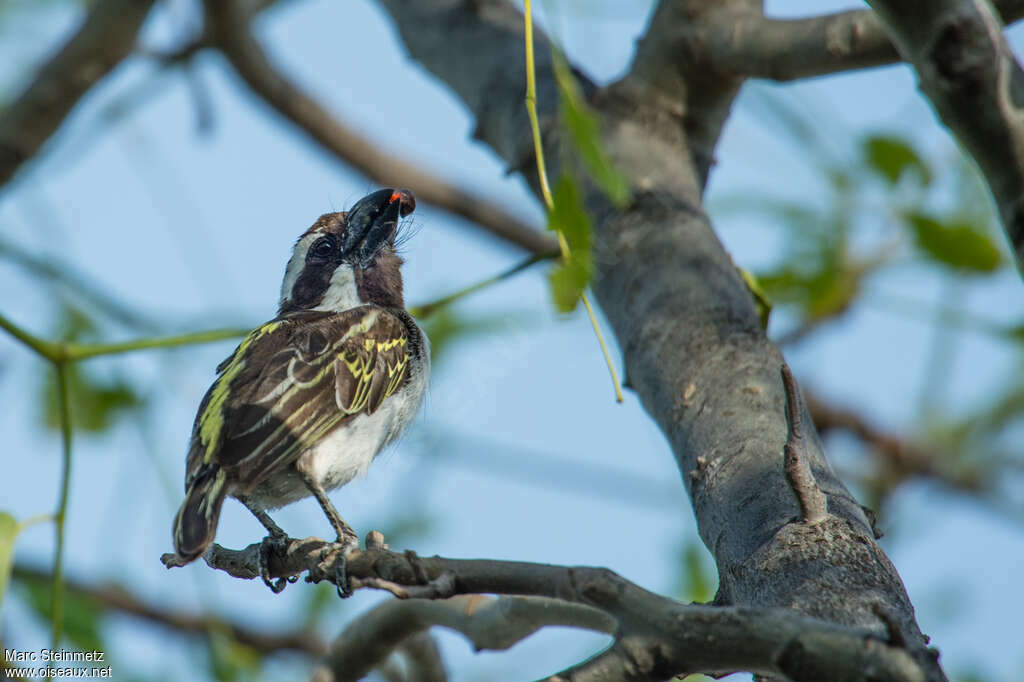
<box><xmin>166</xmin><ymin>189</ymin><xmax>428</xmax><ymax>590</ymax></box>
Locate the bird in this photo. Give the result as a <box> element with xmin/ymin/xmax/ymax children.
<box><xmin>166</xmin><ymin>188</ymin><xmax>429</xmax><ymax>592</ymax></box>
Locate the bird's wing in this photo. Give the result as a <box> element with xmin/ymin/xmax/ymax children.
<box><xmin>184</xmin><ymin>306</ymin><xmax>411</xmax><ymax>492</ymax></box>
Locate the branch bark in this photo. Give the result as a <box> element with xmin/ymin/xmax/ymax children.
<box><xmin>865</xmin><ymin>0</ymin><xmax>1024</xmax><ymax>273</ymax></box>
<box><xmin>319</xmin><ymin>594</ymin><xmax>612</xmax><ymax>682</ymax></box>
<box><xmin>203</xmin><ymin>0</ymin><xmax>555</xmax><ymax>255</ymax></box>
<box><xmin>699</xmin><ymin>1</ymin><xmax>1024</xmax><ymax>81</ymax></box>
<box><xmin>369</xmin><ymin>0</ymin><xmax>946</xmax><ymax>680</ymax></box>
<box><xmin>190</xmin><ymin>538</ymin><xmax>927</xmax><ymax>682</ymax></box>
<box><xmin>0</xmin><ymin>0</ymin><xmax>157</xmax><ymax>190</ymax></box>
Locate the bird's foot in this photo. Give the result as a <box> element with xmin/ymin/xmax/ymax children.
<box><xmin>332</xmin><ymin>533</ymin><xmax>359</xmax><ymax>599</ymax></box>
<box><xmin>334</xmin><ymin>553</ymin><xmax>353</xmax><ymax>599</ymax></box>
<box><xmin>257</xmin><ymin>533</ymin><xmax>293</xmax><ymax>593</ymax></box>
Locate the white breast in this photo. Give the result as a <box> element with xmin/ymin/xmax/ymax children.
<box><xmin>241</xmin><ymin>320</ymin><xmax>430</xmax><ymax>511</ymax></box>
<box><xmin>302</xmin><ymin>330</ymin><xmax>429</xmax><ymax>491</ymax></box>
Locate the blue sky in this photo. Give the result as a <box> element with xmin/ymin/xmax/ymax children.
<box><xmin>2</xmin><ymin>1</ymin><xmax>1024</xmax><ymax>680</ymax></box>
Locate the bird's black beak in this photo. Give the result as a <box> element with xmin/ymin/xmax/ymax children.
<box><xmin>343</xmin><ymin>188</ymin><xmax>416</xmax><ymax>268</ymax></box>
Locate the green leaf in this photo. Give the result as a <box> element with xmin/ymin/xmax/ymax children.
<box><xmin>757</xmin><ymin>258</ymin><xmax>861</xmax><ymax>321</ymax></box>
<box><xmin>675</xmin><ymin>541</ymin><xmax>716</xmax><ymax>604</ymax></box>
<box><xmin>42</xmin><ymin>362</ymin><xmax>143</xmax><ymax>432</ymax></box>
<box><xmin>36</xmin><ymin>304</ymin><xmax>145</xmax><ymax>432</ymax></box>
<box><xmin>207</xmin><ymin>627</ymin><xmax>261</xmax><ymax>682</ymax></box>
<box><xmin>904</xmin><ymin>212</ymin><xmax>1002</xmax><ymax>273</ymax></box>
<box><xmin>553</xmin><ymin>52</ymin><xmax>630</xmax><ymax>208</ymax></box>
<box><xmin>419</xmin><ymin>307</ymin><xmax>522</xmax><ymax>366</ymax></box>
<box><xmin>738</xmin><ymin>267</ymin><xmax>772</xmax><ymax>329</ymax></box>
<box><xmin>546</xmin><ymin>175</ymin><xmax>593</xmax><ymax>312</ymax></box>
<box><xmin>1005</xmin><ymin>323</ymin><xmax>1024</xmax><ymax>342</ymax></box>
<box><xmin>863</xmin><ymin>134</ymin><xmax>931</xmax><ymax>186</ymax></box>
<box><xmin>0</xmin><ymin>512</ymin><xmax>18</xmax><ymax>611</ymax></box>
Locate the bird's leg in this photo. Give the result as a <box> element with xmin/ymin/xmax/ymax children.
<box><xmin>239</xmin><ymin>496</ymin><xmax>286</xmax><ymax>538</ymax></box>
<box><xmin>294</xmin><ymin>466</ymin><xmax>359</xmax><ymax>548</ymax></box>
<box><xmin>293</xmin><ymin>466</ymin><xmax>359</xmax><ymax>598</ymax></box>
<box><xmin>238</xmin><ymin>496</ymin><xmax>291</xmax><ymax>593</ymax></box>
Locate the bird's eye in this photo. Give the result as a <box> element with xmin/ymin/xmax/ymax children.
<box><xmin>311</xmin><ymin>236</ymin><xmax>334</xmax><ymax>259</ymax></box>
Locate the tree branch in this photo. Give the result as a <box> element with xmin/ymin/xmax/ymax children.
<box><xmin>398</xmin><ymin>632</ymin><xmax>448</xmax><ymax>682</ymax></box>
<box><xmin>13</xmin><ymin>564</ymin><xmax>325</xmax><ymax>657</ymax></box>
<box><xmin>319</xmin><ymin>594</ymin><xmax>612</xmax><ymax>682</ymax></box>
<box><xmin>370</xmin><ymin>1</ymin><xmax>945</xmax><ymax>680</ymax></box>
<box><xmin>864</xmin><ymin>0</ymin><xmax>1024</xmax><ymax>273</ymax></box>
<box><xmin>203</xmin><ymin>0</ymin><xmax>555</xmax><ymax>255</ymax></box>
<box><xmin>186</xmin><ymin>538</ymin><xmax>927</xmax><ymax>682</ymax></box>
<box><xmin>0</xmin><ymin>0</ymin><xmax>157</xmax><ymax>189</ymax></box>
<box><xmin>700</xmin><ymin>1</ymin><xmax>1024</xmax><ymax>82</ymax></box>
<box><xmin>804</xmin><ymin>391</ymin><xmax>988</xmax><ymax>499</ymax></box>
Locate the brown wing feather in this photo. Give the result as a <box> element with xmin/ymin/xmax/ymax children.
<box><xmin>183</xmin><ymin>306</ymin><xmax>410</xmax><ymax>493</ymax></box>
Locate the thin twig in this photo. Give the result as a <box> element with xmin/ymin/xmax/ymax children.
<box><xmin>408</xmin><ymin>252</ymin><xmax>555</xmax><ymax>318</ymax></box>
<box><xmin>49</xmin><ymin>362</ymin><xmax>73</xmax><ymax>660</ymax></box>
<box><xmin>0</xmin><ymin>250</ymin><xmax>552</xmax><ymax>365</ymax></box>
<box><xmin>14</xmin><ymin>564</ymin><xmax>325</xmax><ymax>656</ymax></box>
<box><xmin>0</xmin><ymin>312</ymin><xmax>57</xmax><ymax>358</ymax></box>
<box><xmin>522</xmin><ymin>0</ymin><xmax>624</xmax><ymax>403</ymax></box>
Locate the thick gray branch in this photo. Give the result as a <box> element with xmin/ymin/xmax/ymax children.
<box><xmin>0</xmin><ymin>0</ymin><xmax>157</xmax><ymax>189</ymax></box>
<box><xmin>700</xmin><ymin>1</ymin><xmax>1024</xmax><ymax>81</ymax></box>
<box><xmin>204</xmin><ymin>0</ymin><xmax>554</xmax><ymax>255</ymax></box>
<box><xmin>190</xmin><ymin>538</ymin><xmax>926</xmax><ymax>681</ymax></box>
<box><xmin>866</xmin><ymin>0</ymin><xmax>1024</xmax><ymax>273</ymax></box>
<box><xmin>371</xmin><ymin>1</ymin><xmax>946</xmax><ymax>680</ymax></box>
<box><xmin>320</xmin><ymin>594</ymin><xmax>613</xmax><ymax>682</ymax></box>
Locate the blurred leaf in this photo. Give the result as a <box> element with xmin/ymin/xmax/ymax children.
<box><xmin>37</xmin><ymin>305</ymin><xmax>145</xmax><ymax>432</ymax></box>
<box><xmin>547</xmin><ymin>175</ymin><xmax>593</xmax><ymax>313</ymax></box>
<box><xmin>553</xmin><ymin>52</ymin><xmax>630</xmax><ymax>208</ymax></box>
<box><xmin>863</xmin><ymin>134</ymin><xmax>931</xmax><ymax>186</ymax></box>
<box><xmin>42</xmin><ymin>362</ymin><xmax>143</xmax><ymax>432</ymax></box>
<box><xmin>419</xmin><ymin>307</ymin><xmax>522</xmax><ymax>366</ymax></box>
<box><xmin>207</xmin><ymin>628</ymin><xmax>261</xmax><ymax>682</ymax></box>
<box><xmin>757</xmin><ymin>258</ymin><xmax>861</xmax><ymax>321</ymax></box>
<box><xmin>23</xmin><ymin>578</ymin><xmax>105</xmax><ymax>653</ymax></box>
<box><xmin>738</xmin><ymin>267</ymin><xmax>772</xmax><ymax>329</ymax></box>
<box><xmin>904</xmin><ymin>212</ymin><xmax>1002</xmax><ymax>273</ymax></box>
<box><xmin>1006</xmin><ymin>323</ymin><xmax>1024</xmax><ymax>342</ymax></box>
<box><xmin>675</xmin><ymin>541</ymin><xmax>716</xmax><ymax>604</ymax></box>
<box><xmin>0</xmin><ymin>512</ymin><xmax>18</xmax><ymax>611</ymax></box>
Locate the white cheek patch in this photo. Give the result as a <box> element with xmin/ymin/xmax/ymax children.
<box><xmin>313</xmin><ymin>265</ymin><xmax>360</xmax><ymax>312</ymax></box>
<box><xmin>280</xmin><ymin>234</ymin><xmax>317</xmax><ymax>307</ymax></box>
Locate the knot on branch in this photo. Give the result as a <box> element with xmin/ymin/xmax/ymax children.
<box><xmin>781</xmin><ymin>363</ymin><xmax>829</xmax><ymax>525</ymax></box>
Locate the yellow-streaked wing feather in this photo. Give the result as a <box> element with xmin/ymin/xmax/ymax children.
<box><xmin>183</xmin><ymin>307</ymin><xmax>410</xmax><ymax>493</ymax></box>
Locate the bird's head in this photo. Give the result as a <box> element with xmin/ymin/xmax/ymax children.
<box><xmin>279</xmin><ymin>188</ymin><xmax>416</xmax><ymax>314</ymax></box>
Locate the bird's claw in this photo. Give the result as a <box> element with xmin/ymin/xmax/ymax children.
<box><xmin>334</xmin><ymin>552</ymin><xmax>353</xmax><ymax>599</ymax></box>
<box><xmin>258</xmin><ymin>534</ymin><xmax>290</xmax><ymax>593</ymax></box>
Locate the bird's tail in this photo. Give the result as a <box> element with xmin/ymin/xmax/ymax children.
<box><xmin>172</xmin><ymin>467</ymin><xmax>229</xmax><ymax>564</ymax></box>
